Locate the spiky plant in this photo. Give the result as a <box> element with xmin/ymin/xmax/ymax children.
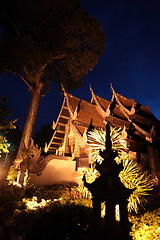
<box><xmin>119</xmin><ymin>158</ymin><xmax>155</xmax><ymax>213</ymax></box>
<box><xmin>87</xmin><ymin>127</ymin><xmax>128</xmax><ymax>164</ymax></box>
<box><xmin>77</xmin><ymin>165</ymin><xmax>99</xmax><ymax>199</ymax></box>
<box><xmin>86</xmin><ymin>126</ymin><xmax>155</xmax><ymax>213</ymax></box>
<box><xmin>130</xmin><ymin>208</ymin><xmax>160</xmax><ymax>240</ymax></box>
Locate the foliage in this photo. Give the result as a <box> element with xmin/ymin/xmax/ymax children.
<box><xmin>24</xmin><ymin>184</ymin><xmax>74</xmax><ymax>200</ymax></box>
<box><xmin>0</xmin><ymin>184</ymin><xmax>25</xmax><ymax>208</ymax></box>
<box><xmin>86</xmin><ymin>126</ymin><xmax>155</xmax><ymax>213</ymax></box>
<box><xmin>22</xmin><ymin>196</ymin><xmax>52</xmax><ymax>210</ymax></box>
<box><xmin>120</xmin><ymin>158</ymin><xmax>155</xmax><ymax>213</ymax></box>
<box><xmin>0</xmin><ymin>183</ymin><xmax>93</xmax><ymax>240</ymax></box>
<box><xmin>0</xmin><ymin>96</ymin><xmax>16</xmax><ymax>157</ymax></box>
<box><xmin>23</xmin><ymin>184</ymin><xmax>92</xmax><ymax>205</ymax></box>
<box><xmin>0</xmin><ymin>184</ymin><xmax>25</xmax><ymax>237</ymax></box>
<box><xmin>11</xmin><ymin>200</ymin><xmax>93</xmax><ymax>240</ymax></box>
<box><xmin>0</xmin><ymin>135</ymin><xmax>9</xmax><ymax>156</ymax></box>
<box><xmin>5</xmin><ymin>127</ymin><xmax>22</xmax><ymax>155</ymax></box>
<box><xmin>1</xmin><ymin>183</ymin><xmax>160</xmax><ymax>240</ymax></box>
<box><xmin>0</xmin><ymin>0</ymin><xmax>105</xmax><ymax>89</ymax></box>
<box><xmin>0</xmin><ymin>0</ymin><xmax>106</xmax><ymax>156</ymax></box>
<box><xmin>87</xmin><ymin>127</ymin><xmax>128</xmax><ymax>164</ymax></box>
<box><xmin>0</xmin><ymin>96</ymin><xmax>16</xmax><ymax>130</ymax></box>
<box><xmin>80</xmin><ymin>166</ymin><xmax>100</xmax><ymax>184</ymax></box>
<box><xmin>130</xmin><ymin>208</ymin><xmax>160</xmax><ymax>240</ymax></box>
<box><xmin>7</xmin><ymin>165</ymin><xmax>19</xmax><ymax>184</ymax></box>
<box><xmin>77</xmin><ymin>166</ymin><xmax>99</xmax><ymax>199</ymax></box>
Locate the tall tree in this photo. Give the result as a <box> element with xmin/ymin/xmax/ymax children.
<box><xmin>0</xmin><ymin>0</ymin><xmax>106</xmax><ymax>159</ymax></box>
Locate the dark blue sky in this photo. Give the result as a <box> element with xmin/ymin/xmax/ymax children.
<box><xmin>1</xmin><ymin>0</ymin><xmax>160</xmax><ymax>134</ymax></box>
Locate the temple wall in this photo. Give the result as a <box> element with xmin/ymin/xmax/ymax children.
<box><xmin>30</xmin><ymin>159</ymin><xmax>81</xmax><ymax>186</ymax></box>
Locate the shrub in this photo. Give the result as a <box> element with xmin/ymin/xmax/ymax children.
<box><xmin>24</xmin><ymin>184</ymin><xmax>82</xmax><ymax>201</ymax></box>
<box><xmin>0</xmin><ymin>183</ymin><xmax>93</xmax><ymax>239</ymax></box>
<box><xmin>11</xmin><ymin>200</ymin><xmax>93</xmax><ymax>240</ymax></box>
<box><xmin>130</xmin><ymin>208</ymin><xmax>160</xmax><ymax>240</ymax></box>
<box><xmin>0</xmin><ymin>184</ymin><xmax>25</xmax><ymax>239</ymax></box>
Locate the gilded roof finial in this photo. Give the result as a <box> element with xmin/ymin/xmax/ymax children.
<box><xmin>61</xmin><ymin>84</ymin><xmax>67</xmax><ymax>96</ymax></box>
<box><xmin>89</xmin><ymin>84</ymin><xmax>93</xmax><ymax>92</ymax></box>
<box><xmin>110</xmin><ymin>82</ymin><xmax>115</xmax><ymax>94</ymax></box>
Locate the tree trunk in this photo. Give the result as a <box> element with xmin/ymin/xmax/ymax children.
<box><xmin>16</xmin><ymin>88</ymin><xmax>41</xmax><ymax>160</ymax></box>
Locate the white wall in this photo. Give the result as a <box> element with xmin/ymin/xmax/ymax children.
<box><xmin>32</xmin><ymin>159</ymin><xmax>80</xmax><ymax>186</ymax></box>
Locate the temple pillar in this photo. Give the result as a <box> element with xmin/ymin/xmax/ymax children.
<box><xmin>64</xmin><ymin>123</ymin><xmax>71</xmax><ymax>156</ymax></box>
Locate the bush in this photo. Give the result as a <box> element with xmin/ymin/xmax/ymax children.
<box><xmin>0</xmin><ymin>184</ymin><xmax>93</xmax><ymax>240</ymax></box>
<box><xmin>130</xmin><ymin>208</ymin><xmax>160</xmax><ymax>240</ymax></box>
<box><xmin>24</xmin><ymin>184</ymin><xmax>80</xmax><ymax>201</ymax></box>
<box><xmin>0</xmin><ymin>184</ymin><xmax>25</xmax><ymax>239</ymax></box>
<box><xmin>11</xmin><ymin>200</ymin><xmax>93</xmax><ymax>240</ymax></box>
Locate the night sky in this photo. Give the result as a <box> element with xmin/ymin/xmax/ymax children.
<box><xmin>1</xmin><ymin>0</ymin><xmax>160</xmax><ymax>134</ymax></box>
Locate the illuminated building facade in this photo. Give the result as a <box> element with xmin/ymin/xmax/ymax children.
<box><xmin>45</xmin><ymin>85</ymin><xmax>160</xmax><ymax>178</ymax></box>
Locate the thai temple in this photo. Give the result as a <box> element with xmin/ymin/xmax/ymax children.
<box><xmin>35</xmin><ymin>85</ymin><xmax>160</xmax><ymax>185</ymax></box>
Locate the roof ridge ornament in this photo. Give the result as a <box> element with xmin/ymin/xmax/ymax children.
<box><xmin>72</xmin><ymin>104</ymin><xmax>78</xmax><ymax>120</ymax></box>
<box><xmin>150</xmin><ymin>125</ymin><xmax>156</xmax><ymax>138</ymax></box>
<box><xmin>130</xmin><ymin>105</ymin><xmax>136</xmax><ymax>115</ymax></box>
<box><xmin>61</xmin><ymin>84</ymin><xmax>67</xmax><ymax>97</ymax></box>
<box><xmin>83</xmin><ymin>128</ymin><xmax>88</xmax><ymax>143</ymax></box>
<box><xmin>90</xmin><ymin>87</ymin><xmax>108</xmax><ymax>118</ymax></box>
<box><xmin>110</xmin><ymin>84</ymin><xmax>136</xmax><ymax>115</ymax></box>
<box><xmin>105</xmin><ymin>105</ymin><xmax>110</xmax><ymax>117</ymax></box>
<box><xmin>110</xmin><ymin>83</ymin><xmax>115</xmax><ymax>102</ymax></box>
<box><xmin>52</xmin><ymin>121</ymin><xmax>56</xmax><ymax>130</ymax></box>
<box><xmin>89</xmin><ymin>84</ymin><xmax>93</xmax><ymax>92</ymax></box>
<box><xmin>89</xmin><ymin>85</ymin><xmax>95</xmax><ymax>104</ymax></box>
<box><xmin>110</xmin><ymin>84</ymin><xmax>153</xmax><ymax>139</ymax></box>
<box><xmin>61</xmin><ymin>84</ymin><xmax>76</xmax><ymax>118</ymax></box>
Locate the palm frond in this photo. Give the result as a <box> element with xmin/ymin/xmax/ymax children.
<box><xmin>119</xmin><ymin>158</ymin><xmax>155</xmax><ymax>213</ymax></box>
<box><xmin>87</xmin><ymin>127</ymin><xmax>128</xmax><ymax>164</ymax></box>
<box><xmin>86</xmin><ymin>126</ymin><xmax>155</xmax><ymax>213</ymax></box>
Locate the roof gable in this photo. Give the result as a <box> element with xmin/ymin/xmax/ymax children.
<box><xmin>47</xmin><ymin>87</ymin><xmax>160</xmax><ymax>153</ymax></box>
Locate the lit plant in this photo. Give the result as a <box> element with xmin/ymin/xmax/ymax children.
<box><xmin>119</xmin><ymin>158</ymin><xmax>155</xmax><ymax>213</ymax></box>
<box><xmin>7</xmin><ymin>167</ymin><xmax>29</xmax><ymax>187</ymax></box>
<box><xmin>101</xmin><ymin>202</ymin><xmax>105</xmax><ymax>218</ymax></box>
<box><xmin>0</xmin><ymin>135</ymin><xmax>9</xmax><ymax>157</ymax></box>
<box><xmin>87</xmin><ymin>127</ymin><xmax>128</xmax><ymax>164</ymax></box>
<box><xmin>86</xmin><ymin>126</ymin><xmax>155</xmax><ymax>213</ymax></box>
<box><xmin>22</xmin><ymin>196</ymin><xmax>52</xmax><ymax>210</ymax></box>
<box><xmin>77</xmin><ymin>165</ymin><xmax>100</xmax><ymax>198</ymax></box>
<box><xmin>0</xmin><ymin>96</ymin><xmax>16</xmax><ymax>157</ymax></box>
<box><xmin>78</xmin><ymin>127</ymin><xmax>128</xmax><ymax>198</ymax></box>
<box><xmin>130</xmin><ymin>208</ymin><xmax>160</xmax><ymax>240</ymax></box>
<box><xmin>7</xmin><ymin>166</ymin><xmax>19</xmax><ymax>185</ymax></box>
<box><xmin>80</xmin><ymin>165</ymin><xmax>100</xmax><ymax>184</ymax></box>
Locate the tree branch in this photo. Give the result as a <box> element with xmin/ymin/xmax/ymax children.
<box><xmin>1</xmin><ymin>66</ymin><xmax>32</xmax><ymax>91</ymax></box>
<box><xmin>39</xmin><ymin>8</ymin><xmax>54</xmax><ymax>27</ymax></box>
<box><xmin>52</xmin><ymin>55</ymin><xmax>66</xmax><ymax>59</ymax></box>
<box><xmin>39</xmin><ymin>63</ymin><xmax>48</xmax><ymax>72</ymax></box>
<box><xmin>36</xmin><ymin>63</ymin><xmax>48</xmax><ymax>86</ymax></box>
<box><xmin>1</xmin><ymin>14</ymin><xmax>22</xmax><ymax>37</ymax></box>
<box><xmin>19</xmin><ymin>73</ymin><xmax>33</xmax><ymax>91</ymax></box>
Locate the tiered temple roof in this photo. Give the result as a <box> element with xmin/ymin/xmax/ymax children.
<box><xmin>46</xmin><ymin>86</ymin><xmax>160</xmax><ymax>159</ymax></box>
